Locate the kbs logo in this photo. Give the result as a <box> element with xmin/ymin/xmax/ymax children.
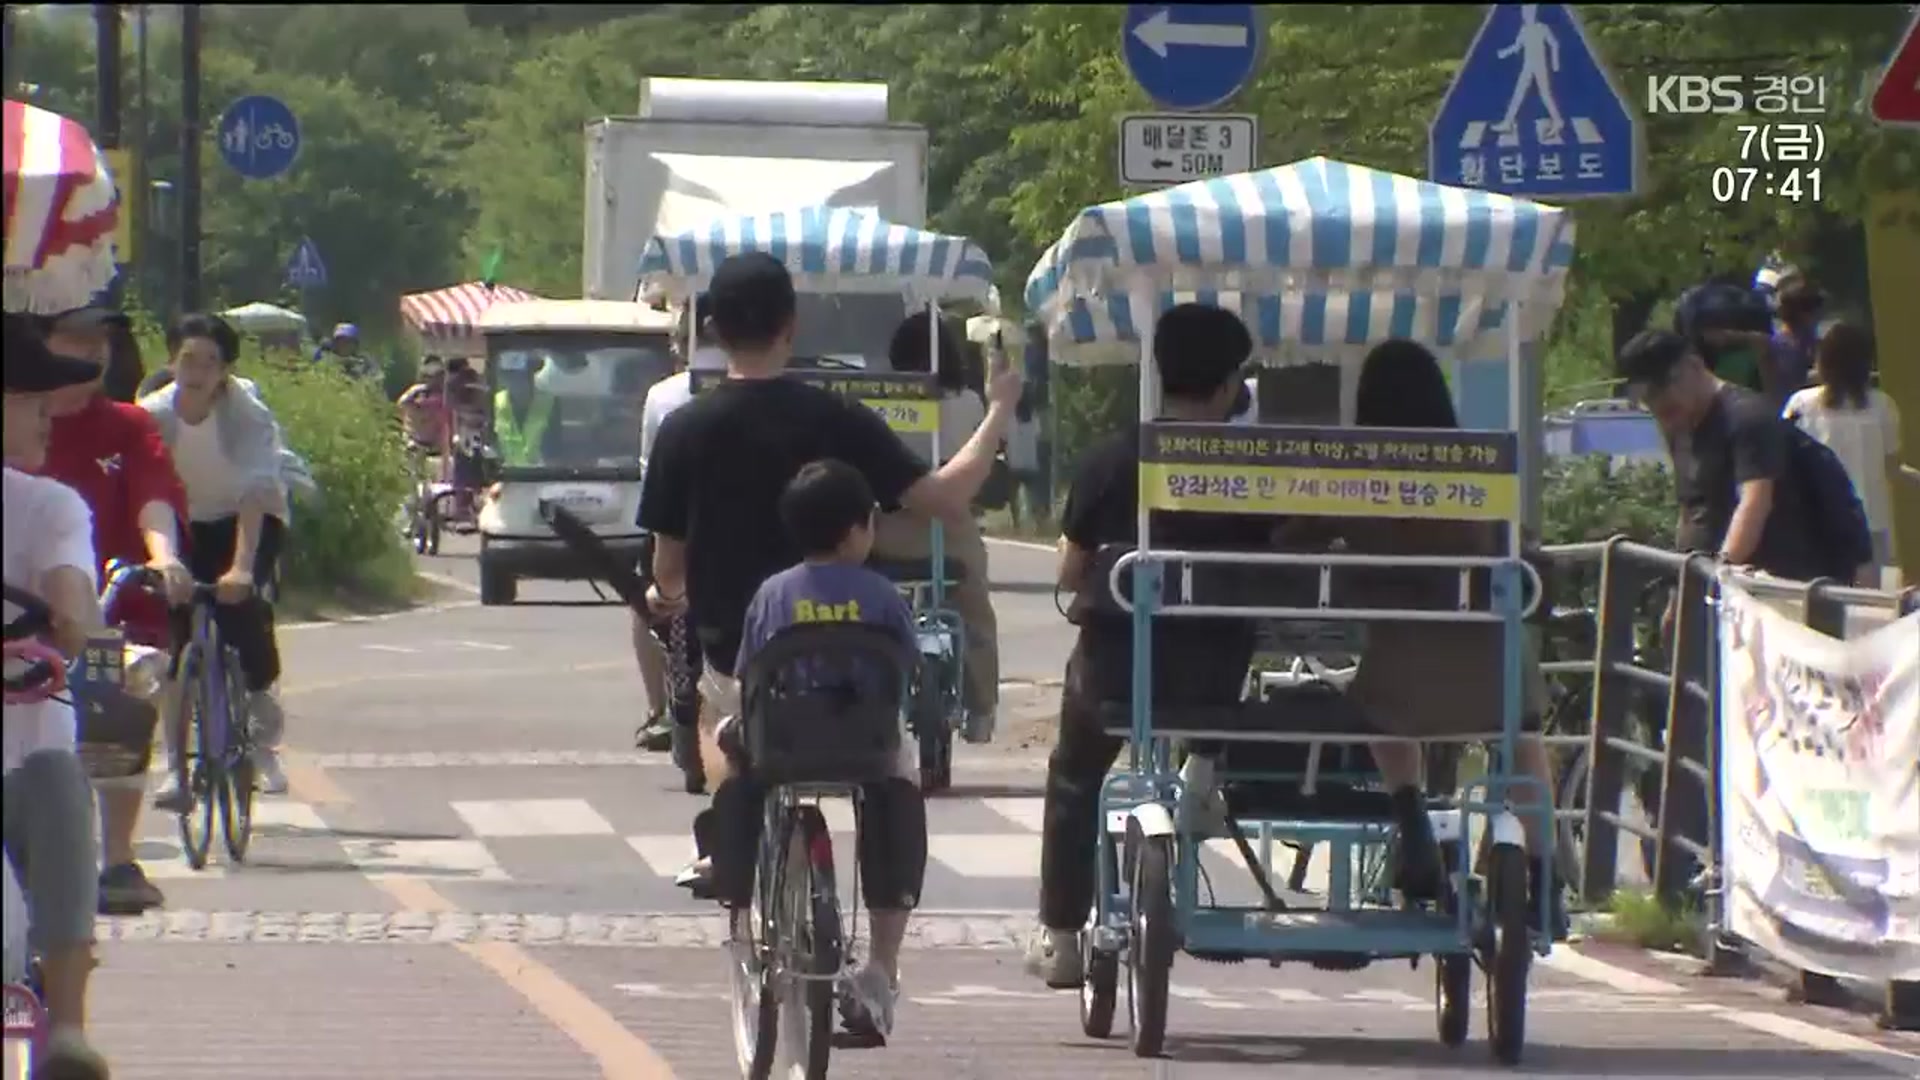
<box><xmin>1647</xmin><ymin>75</ymin><xmax>1746</xmax><ymax>115</ymax></box>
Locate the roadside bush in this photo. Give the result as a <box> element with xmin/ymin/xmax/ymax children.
<box><xmin>1541</xmin><ymin>455</ymin><xmax>1677</xmax><ymax>548</ymax></box>
<box><xmin>131</xmin><ymin>318</ymin><xmax>415</xmax><ymax>602</ymax></box>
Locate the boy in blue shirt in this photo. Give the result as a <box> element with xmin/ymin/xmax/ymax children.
<box><xmin>712</xmin><ymin>458</ymin><xmax>926</xmax><ymax>1046</ymax></box>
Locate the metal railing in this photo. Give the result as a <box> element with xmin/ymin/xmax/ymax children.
<box><xmin>1540</xmin><ymin>537</ymin><xmax>1917</xmax><ymax>1031</ymax></box>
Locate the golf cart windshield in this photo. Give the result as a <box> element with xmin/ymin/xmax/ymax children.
<box><xmin>485</xmin><ymin>331</ymin><xmax>672</xmax><ymax>478</ymax></box>
<box><xmin>791</xmin><ymin>294</ymin><xmax>907</xmax><ymax>369</ymax></box>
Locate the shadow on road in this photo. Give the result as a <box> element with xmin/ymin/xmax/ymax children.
<box><xmin>1161</xmin><ymin>1033</ymin><xmax>1889</xmax><ymax>1075</ymax></box>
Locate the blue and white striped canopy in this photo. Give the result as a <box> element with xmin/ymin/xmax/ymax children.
<box><xmin>1025</xmin><ymin>157</ymin><xmax>1576</xmax><ymax>367</ymax></box>
<box><xmin>637</xmin><ymin>206</ymin><xmax>997</xmax><ymax>305</ymax></box>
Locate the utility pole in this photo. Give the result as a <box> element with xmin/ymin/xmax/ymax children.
<box><xmin>180</xmin><ymin>3</ymin><xmax>203</xmax><ymax>313</ymax></box>
<box><xmin>95</xmin><ymin>4</ymin><xmax>124</xmax><ymax>307</ymax></box>
<box><xmin>132</xmin><ymin>4</ymin><xmax>150</xmax><ymax>307</ymax></box>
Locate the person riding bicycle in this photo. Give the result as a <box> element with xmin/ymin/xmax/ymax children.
<box><xmin>637</xmin><ymin>252</ymin><xmax>1019</xmax><ymax>1037</ymax></box>
<box><xmin>710</xmin><ymin>459</ymin><xmax>929</xmax><ymax>1045</ymax></box>
<box><xmin>397</xmin><ymin>356</ymin><xmax>451</xmax><ymax>451</ymax></box>
<box><xmin>314</xmin><ymin>322</ymin><xmax>379</xmax><ymax>382</ymax></box>
<box><xmin>29</xmin><ymin>305</ymin><xmax>192</xmax><ymax>917</ymax></box>
<box><xmin>3</xmin><ymin>316</ymin><xmax>116</xmax><ymax>1079</ymax></box>
<box><xmin>140</xmin><ymin>313</ymin><xmax>293</xmax><ymax>797</ymax></box>
<box><xmin>631</xmin><ymin>297</ymin><xmax>728</xmax><ymax>776</ymax></box>
<box><xmin>874</xmin><ymin>312</ymin><xmax>1001</xmax><ymax>743</ymax></box>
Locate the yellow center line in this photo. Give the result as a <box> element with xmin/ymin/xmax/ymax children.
<box><xmin>277</xmin><ymin>662</ymin><xmax>679</xmax><ymax>1079</ymax></box>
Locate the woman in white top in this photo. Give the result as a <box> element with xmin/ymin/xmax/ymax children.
<box><xmin>139</xmin><ymin>313</ymin><xmax>293</xmax><ymax>796</ymax></box>
<box><xmin>1783</xmin><ymin>322</ymin><xmax>1902</xmax><ymax>579</ymax></box>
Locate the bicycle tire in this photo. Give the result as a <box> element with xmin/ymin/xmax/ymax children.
<box><xmin>793</xmin><ymin>807</ymin><xmax>838</xmax><ymax>1078</ymax></box>
<box><xmin>219</xmin><ymin>648</ymin><xmax>256</xmax><ymax>863</ymax></box>
<box><xmin>735</xmin><ymin>809</ymin><xmax>790</xmax><ymax>1080</ymax></box>
<box><xmin>172</xmin><ymin>640</ymin><xmax>215</xmax><ymax>870</ymax></box>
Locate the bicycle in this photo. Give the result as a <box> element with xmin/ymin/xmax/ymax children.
<box><xmin>165</xmin><ymin>578</ymin><xmax>261</xmax><ymax>870</ymax></box>
<box><xmin>870</xmin><ymin>558</ymin><xmax>965</xmax><ymax>794</ymax></box>
<box><xmin>727</xmin><ymin>624</ymin><xmax>917</xmax><ymax>1080</ymax></box>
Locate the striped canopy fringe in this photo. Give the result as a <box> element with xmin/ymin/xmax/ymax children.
<box><xmin>400</xmin><ymin>281</ymin><xmax>539</xmax><ymax>339</ymax></box>
<box><xmin>637</xmin><ymin>206</ymin><xmax>996</xmax><ymax>305</ymax></box>
<box><xmin>1025</xmin><ymin>157</ymin><xmax>1576</xmax><ymax>368</ymax></box>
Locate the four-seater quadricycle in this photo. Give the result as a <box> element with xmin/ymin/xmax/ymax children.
<box><xmin>638</xmin><ymin>205</ymin><xmax>1002</xmax><ymax>796</ymax></box>
<box><xmin>1025</xmin><ymin>157</ymin><xmax>1578</xmax><ymax>1065</ymax></box>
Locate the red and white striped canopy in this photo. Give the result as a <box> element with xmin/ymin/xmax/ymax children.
<box><xmin>399</xmin><ymin>280</ymin><xmax>538</xmax><ymax>340</ymax></box>
<box><xmin>3</xmin><ymin>99</ymin><xmax>120</xmax><ymax>314</ymax></box>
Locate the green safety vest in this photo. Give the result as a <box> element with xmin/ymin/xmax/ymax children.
<box><xmin>493</xmin><ymin>388</ymin><xmax>555</xmax><ymax>466</ymax></box>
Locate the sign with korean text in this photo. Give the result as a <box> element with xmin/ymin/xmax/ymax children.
<box><xmin>690</xmin><ymin>368</ymin><xmax>938</xmax><ymax>441</ymax></box>
<box><xmin>1119</xmin><ymin>113</ymin><xmax>1257</xmax><ymax>187</ymax></box>
<box><xmin>1718</xmin><ymin>581</ymin><xmax>1919</xmax><ymax>982</ymax></box>
<box><xmin>1138</xmin><ymin>423</ymin><xmax>1520</xmax><ymax>521</ymax></box>
<box><xmin>1429</xmin><ymin>4</ymin><xmax>1641</xmax><ymax>198</ymax></box>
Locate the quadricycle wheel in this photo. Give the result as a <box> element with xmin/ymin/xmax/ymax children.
<box><xmin>1485</xmin><ymin>842</ymin><xmax>1532</xmax><ymax>1066</ymax></box>
<box><xmin>1080</xmin><ymin>834</ymin><xmax>1120</xmax><ymax>1039</ymax></box>
<box><xmin>1124</xmin><ymin>818</ymin><xmax>1175</xmax><ymax>1058</ymax></box>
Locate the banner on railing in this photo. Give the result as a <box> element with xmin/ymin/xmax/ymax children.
<box><xmin>1719</xmin><ymin>579</ymin><xmax>1920</xmax><ymax>982</ymax></box>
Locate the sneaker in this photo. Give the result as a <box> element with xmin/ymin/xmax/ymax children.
<box><xmin>98</xmin><ymin>861</ymin><xmax>165</xmax><ymax>916</ymax></box>
<box><xmin>959</xmin><ymin>709</ymin><xmax>995</xmax><ymax>745</ymax></box>
<box><xmin>248</xmin><ymin>688</ymin><xmax>287</xmax><ymax>749</ymax></box>
<box><xmin>635</xmin><ymin>712</ymin><xmax>672</xmax><ymax>752</ymax></box>
<box><xmin>837</xmin><ymin>962</ymin><xmax>899</xmax><ymax>1046</ymax></box>
<box><xmin>1023</xmin><ymin>926</ymin><xmax>1084</xmax><ymax>988</ymax></box>
<box><xmin>252</xmin><ymin>747</ymin><xmax>289</xmax><ymax>795</ymax></box>
<box><xmin>670</xmin><ymin>723</ymin><xmax>706</xmax><ymax>794</ymax></box>
<box><xmin>674</xmin><ymin>856</ymin><xmax>716</xmax><ymax>901</ymax></box>
<box><xmin>152</xmin><ymin>777</ymin><xmax>195</xmax><ymax>815</ymax></box>
<box><xmin>39</xmin><ymin>1027</ymin><xmax>111</xmax><ymax>1080</ymax></box>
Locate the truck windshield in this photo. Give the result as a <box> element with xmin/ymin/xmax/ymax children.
<box><xmin>485</xmin><ymin>331</ymin><xmax>673</xmax><ymax>472</ymax></box>
<box><xmin>791</xmin><ymin>294</ymin><xmax>908</xmax><ymax>369</ymax></box>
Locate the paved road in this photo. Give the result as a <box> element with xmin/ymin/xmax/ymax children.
<box><xmin>84</xmin><ymin>537</ymin><xmax>1919</xmax><ymax>1078</ymax></box>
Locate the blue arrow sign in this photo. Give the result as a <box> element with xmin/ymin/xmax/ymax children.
<box><xmin>217</xmin><ymin>95</ymin><xmax>301</xmax><ymax>181</ymax></box>
<box><xmin>1429</xmin><ymin>4</ymin><xmax>1641</xmax><ymax>199</ymax></box>
<box><xmin>285</xmin><ymin>236</ymin><xmax>327</xmax><ymax>290</ymax></box>
<box><xmin>1122</xmin><ymin>5</ymin><xmax>1262</xmax><ymax>111</ymax></box>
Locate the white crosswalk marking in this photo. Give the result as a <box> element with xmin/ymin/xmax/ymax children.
<box><xmin>625</xmin><ymin>836</ymin><xmax>696</xmax><ymax>878</ymax></box>
<box><xmin>452</xmin><ymin>799</ymin><xmax>615</xmax><ymax>837</ymax></box>
<box><xmin>982</xmin><ymin>797</ymin><xmax>1046</xmax><ymax>832</ymax></box>
<box><xmin>340</xmin><ymin>838</ymin><xmax>507</xmax><ymax>881</ymax></box>
<box><xmin>1457</xmin><ymin>116</ymin><xmax>1606</xmax><ymax>150</ymax></box>
<box><xmin>929</xmin><ymin>835</ymin><xmax>1042</xmax><ymax>878</ymax></box>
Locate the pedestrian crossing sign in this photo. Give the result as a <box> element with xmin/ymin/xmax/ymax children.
<box><xmin>1429</xmin><ymin>4</ymin><xmax>1642</xmax><ymax>199</ymax></box>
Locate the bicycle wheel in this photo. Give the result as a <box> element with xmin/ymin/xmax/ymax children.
<box><xmin>733</xmin><ymin>810</ymin><xmax>790</xmax><ymax>1080</ymax></box>
<box><xmin>786</xmin><ymin>807</ymin><xmax>838</xmax><ymax>1079</ymax></box>
<box><xmin>171</xmin><ymin>640</ymin><xmax>216</xmax><ymax>870</ymax></box>
<box><xmin>219</xmin><ymin>648</ymin><xmax>256</xmax><ymax>863</ymax></box>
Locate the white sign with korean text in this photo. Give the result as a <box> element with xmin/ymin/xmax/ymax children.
<box><xmin>1718</xmin><ymin>578</ymin><xmax>1920</xmax><ymax>982</ymax></box>
<box><xmin>1118</xmin><ymin>113</ymin><xmax>1257</xmax><ymax>187</ymax></box>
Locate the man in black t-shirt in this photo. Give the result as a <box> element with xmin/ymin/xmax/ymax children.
<box><xmin>1616</xmin><ymin>329</ymin><xmax>1819</xmax><ymax>888</ymax></box>
<box><xmin>1617</xmin><ymin>330</ymin><xmax>1819</xmax><ymax>583</ymax></box>
<box><xmin>1026</xmin><ymin>304</ymin><xmax>1281</xmax><ymax>987</ymax></box>
<box><xmin>637</xmin><ymin>252</ymin><xmax>1020</xmax><ymax>1044</ymax></box>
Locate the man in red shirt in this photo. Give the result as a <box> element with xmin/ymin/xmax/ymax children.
<box><xmin>35</xmin><ymin>305</ymin><xmax>194</xmax><ymax>915</ymax></box>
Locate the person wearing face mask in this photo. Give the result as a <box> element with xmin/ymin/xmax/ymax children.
<box><xmin>140</xmin><ymin>313</ymin><xmax>293</xmax><ymax>798</ymax></box>
<box><xmin>29</xmin><ymin>305</ymin><xmax>192</xmax><ymax>916</ymax></box>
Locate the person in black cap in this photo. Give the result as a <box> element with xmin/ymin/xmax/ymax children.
<box><xmin>3</xmin><ymin>312</ymin><xmax>117</xmax><ymax>1079</ymax></box>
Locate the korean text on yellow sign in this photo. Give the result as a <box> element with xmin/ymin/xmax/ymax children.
<box><xmin>690</xmin><ymin>368</ymin><xmax>937</xmax><ymax>434</ymax></box>
<box><xmin>1138</xmin><ymin>423</ymin><xmax>1521</xmax><ymax>521</ymax></box>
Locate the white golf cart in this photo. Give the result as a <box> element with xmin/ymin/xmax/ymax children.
<box><xmin>475</xmin><ymin>299</ymin><xmax>677</xmax><ymax>605</ymax></box>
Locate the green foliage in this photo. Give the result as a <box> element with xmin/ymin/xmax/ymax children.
<box><xmin>11</xmin><ymin>3</ymin><xmax>1912</xmax><ymax>555</ymax></box>
<box><xmin>1540</xmin><ymin>456</ymin><xmax>1678</xmax><ymax>549</ymax></box>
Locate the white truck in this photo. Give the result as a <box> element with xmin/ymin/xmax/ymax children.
<box><xmin>582</xmin><ymin>77</ymin><xmax>931</xmax><ymax>365</ymax></box>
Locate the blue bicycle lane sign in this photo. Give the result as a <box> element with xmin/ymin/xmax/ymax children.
<box><xmin>217</xmin><ymin>95</ymin><xmax>302</xmax><ymax>181</ymax></box>
<box><xmin>1429</xmin><ymin>4</ymin><xmax>1642</xmax><ymax>199</ymax></box>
